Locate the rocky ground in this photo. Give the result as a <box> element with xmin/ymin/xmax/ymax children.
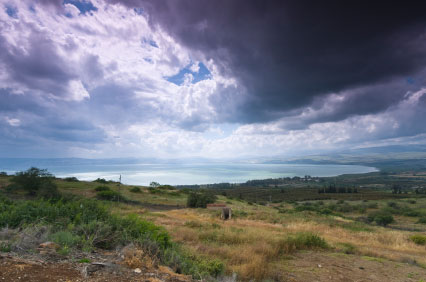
<box><xmin>0</xmin><ymin>243</ymin><xmax>192</xmax><ymax>282</ymax></box>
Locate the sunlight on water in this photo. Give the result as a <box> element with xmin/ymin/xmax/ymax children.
<box><xmin>0</xmin><ymin>159</ymin><xmax>377</xmax><ymax>185</ymax></box>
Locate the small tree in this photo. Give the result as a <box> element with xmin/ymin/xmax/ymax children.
<box><xmin>10</xmin><ymin>167</ymin><xmax>59</xmax><ymax>198</ymax></box>
<box><xmin>187</xmin><ymin>192</ymin><xmax>217</xmax><ymax>208</ymax></box>
<box><xmin>368</xmin><ymin>211</ymin><xmax>394</xmax><ymax>226</ymax></box>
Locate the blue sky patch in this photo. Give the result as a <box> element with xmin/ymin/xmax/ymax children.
<box><xmin>166</xmin><ymin>62</ymin><xmax>211</xmax><ymax>85</ymax></box>
<box><xmin>142</xmin><ymin>38</ymin><xmax>158</xmax><ymax>48</ymax></box>
<box><xmin>5</xmin><ymin>5</ymin><xmax>18</xmax><ymax>18</ymax></box>
<box><xmin>134</xmin><ymin>8</ymin><xmax>144</xmax><ymax>15</ymax></box>
<box><xmin>63</xmin><ymin>0</ymin><xmax>97</xmax><ymax>15</ymax></box>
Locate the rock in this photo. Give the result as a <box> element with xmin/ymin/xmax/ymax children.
<box><xmin>134</xmin><ymin>268</ymin><xmax>141</xmax><ymax>273</ymax></box>
<box><xmin>318</xmin><ymin>264</ymin><xmax>322</xmax><ymax>268</ymax></box>
<box><xmin>38</xmin><ymin>242</ymin><xmax>60</xmax><ymax>250</ymax></box>
<box><xmin>82</xmin><ymin>262</ymin><xmax>122</xmax><ymax>278</ymax></box>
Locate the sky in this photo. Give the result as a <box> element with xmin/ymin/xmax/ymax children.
<box><xmin>1</xmin><ymin>0</ymin><xmax>426</xmax><ymax>159</ymax></box>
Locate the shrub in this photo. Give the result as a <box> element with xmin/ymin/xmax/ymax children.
<box><xmin>281</xmin><ymin>232</ymin><xmax>328</xmax><ymax>253</ymax></box>
<box><xmin>0</xmin><ymin>196</ymin><xmax>223</xmax><ymax>279</ymax></box>
<box><xmin>96</xmin><ymin>190</ymin><xmax>125</xmax><ymax>201</ymax></box>
<box><xmin>78</xmin><ymin>258</ymin><xmax>91</xmax><ymax>263</ymax></box>
<box><xmin>294</xmin><ymin>203</ymin><xmax>318</xmax><ymax>212</ymax></box>
<box><xmin>50</xmin><ymin>231</ymin><xmax>79</xmax><ymax>247</ymax></box>
<box><xmin>186</xmin><ymin>192</ymin><xmax>216</xmax><ymax>208</ymax></box>
<box><xmin>387</xmin><ymin>202</ymin><xmax>398</xmax><ymax>208</ymax></box>
<box><xmin>148</xmin><ymin>187</ymin><xmax>160</xmax><ymax>194</ymax></box>
<box><xmin>158</xmin><ymin>185</ymin><xmax>175</xmax><ymax>190</ymax></box>
<box><xmin>375</xmin><ymin>214</ymin><xmax>394</xmax><ymax>226</ymax></box>
<box><xmin>197</xmin><ymin>258</ymin><xmax>224</xmax><ymax>277</ymax></box>
<box><xmin>9</xmin><ymin>167</ymin><xmax>59</xmax><ymax>198</ymax></box>
<box><xmin>402</xmin><ymin>208</ymin><xmax>420</xmax><ymax>217</ymax></box>
<box><xmin>93</xmin><ymin>178</ymin><xmax>108</xmax><ymax>184</ymax></box>
<box><xmin>63</xmin><ymin>177</ymin><xmax>79</xmax><ymax>182</ymax></box>
<box><xmin>0</xmin><ymin>242</ymin><xmax>11</xmax><ymax>252</ymax></box>
<box><xmin>410</xmin><ymin>234</ymin><xmax>426</xmax><ymax>245</ymax></box>
<box><xmin>417</xmin><ymin>217</ymin><xmax>426</xmax><ymax>224</ymax></box>
<box><xmin>337</xmin><ymin>204</ymin><xmax>353</xmax><ymax>213</ymax></box>
<box><xmin>130</xmin><ymin>187</ymin><xmax>141</xmax><ymax>193</ymax></box>
<box><xmin>319</xmin><ymin>208</ymin><xmax>333</xmax><ymax>215</ymax></box>
<box><xmin>368</xmin><ymin>211</ymin><xmax>394</xmax><ymax>226</ymax></box>
<box><xmin>95</xmin><ymin>186</ymin><xmax>110</xmax><ymax>192</ymax></box>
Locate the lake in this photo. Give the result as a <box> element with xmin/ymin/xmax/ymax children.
<box><xmin>0</xmin><ymin>158</ymin><xmax>377</xmax><ymax>185</ymax></box>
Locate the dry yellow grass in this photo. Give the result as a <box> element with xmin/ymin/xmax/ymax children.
<box><xmin>140</xmin><ymin>203</ymin><xmax>426</xmax><ymax>280</ymax></box>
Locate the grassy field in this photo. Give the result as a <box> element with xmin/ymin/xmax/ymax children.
<box><xmin>1</xmin><ymin>172</ymin><xmax>426</xmax><ymax>281</ymax></box>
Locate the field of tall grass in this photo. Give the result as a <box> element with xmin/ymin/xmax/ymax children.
<box><xmin>2</xmin><ymin>173</ymin><xmax>426</xmax><ymax>281</ymax></box>
<box><xmin>144</xmin><ymin>196</ymin><xmax>426</xmax><ymax>280</ymax></box>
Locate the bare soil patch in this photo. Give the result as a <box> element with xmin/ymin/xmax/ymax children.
<box><xmin>284</xmin><ymin>251</ymin><xmax>426</xmax><ymax>282</ymax></box>
<box><xmin>0</xmin><ymin>253</ymin><xmax>191</xmax><ymax>282</ymax></box>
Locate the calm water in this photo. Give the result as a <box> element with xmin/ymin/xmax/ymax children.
<box><xmin>0</xmin><ymin>158</ymin><xmax>377</xmax><ymax>185</ymax></box>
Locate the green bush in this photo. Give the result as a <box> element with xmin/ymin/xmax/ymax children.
<box><xmin>95</xmin><ymin>186</ymin><xmax>110</xmax><ymax>192</ymax></box>
<box><xmin>96</xmin><ymin>190</ymin><xmax>125</xmax><ymax>201</ymax></box>
<box><xmin>0</xmin><ymin>242</ymin><xmax>11</xmax><ymax>252</ymax></box>
<box><xmin>158</xmin><ymin>185</ymin><xmax>175</xmax><ymax>190</ymax></box>
<box><xmin>198</xmin><ymin>258</ymin><xmax>224</xmax><ymax>277</ymax></box>
<box><xmin>130</xmin><ymin>187</ymin><xmax>141</xmax><ymax>193</ymax></box>
<box><xmin>401</xmin><ymin>208</ymin><xmax>420</xmax><ymax>217</ymax></box>
<box><xmin>0</xmin><ymin>196</ymin><xmax>219</xmax><ymax>279</ymax></box>
<box><xmin>93</xmin><ymin>178</ymin><xmax>108</xmax><ymax>184</ymax></box>
<box><xmin>9</xmin><ymin>167</ymin><xmax>59</xmax><ymax>198</ymax></box>
<box><xmin>78</xmin><ymin>258</ymin><xmax>91</xmax><ymax>263</ymax></box>
<box><xmin>63</xmin><ymin>177</ymin><xmax>79</xmax><ymax>182</ymax></box>
<box><xmin>50</xmin><ymin>231</ymin><xmax>79</xmax><ymax>247</ymax></box>
<box><xmin>186</xmin><ymin>192</ymin><xmax>217</xmax><ymax>208</ymax></box>
<box><xmin>410</xmin><ymin>234</ymin><xmax>426</xmax><ymax>245</ymax></box>
<box><xmin>368</xmin><ymin>211</ymin><xmax>394</xmax><ymax>226</ymax></box>
<box><xmin>417</xmin><ymin>217</ymin><xmax>426</xmax><ymax>224</ymax></box>
<box><xmin>284</xmin><ymin>232</ymin><xmax>328</xmax><ymax>251</ymax></box>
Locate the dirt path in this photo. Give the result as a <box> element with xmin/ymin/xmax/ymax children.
<box><xmin>0</xmin><ymin>255</ymin><xmax>191</xmax><ymax>282</ymax></box>
<box><xmin>0</xmin><ymin>257</ymin><xmax>80</xmax><ymax>282</ymax></box>
<box><xmin>284</xmin><ymin>251</ymin><xmax>426</xmax><ymax>282</ymax></box>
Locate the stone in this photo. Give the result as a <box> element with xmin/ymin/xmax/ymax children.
<box><xmin>38</xmin><ymin>242</ymin><xmax>60</xmax><ymax>250</ymax></box>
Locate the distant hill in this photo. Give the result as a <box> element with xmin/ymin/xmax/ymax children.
<box><xmin>263</xmin><ymin>145</ymin><xmax>426</xmax><ymax>172</ymax></box>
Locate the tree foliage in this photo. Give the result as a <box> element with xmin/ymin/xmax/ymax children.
<box><xmin>187</xmin><ymin>192</ymin><xmax>217</xmax><ymax>208</ymax></box>
<box><xmin>9</xmin><ymin>167</ymin><xmax>59</xmax><ymax>198</ymax></box>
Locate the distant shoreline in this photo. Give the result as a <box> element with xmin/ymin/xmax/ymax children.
<box><xmin>0</xmin><ymin>158</ymin><xmax>377</xmax><ymax>186</ymax></box>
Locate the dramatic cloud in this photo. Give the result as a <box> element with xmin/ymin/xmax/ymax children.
<box><xmin>114</xmin><ymin>0</ymin><xmax>426</xmax><ymax>122</ymax></box>
<box><xmin>1</xmin><ymin>0</ymin><xmax>426</xmax><ymax>158</ymax></box>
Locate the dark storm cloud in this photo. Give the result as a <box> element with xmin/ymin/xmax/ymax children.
<box><xmin>0</xmin><ymin>29</ymin><xmax>77</xmax><ymax>98</ymax></box>
<box><xmin>110</xmin><ymin>0</ymin><xmax>426</xmax><ymax>124</ymax></box>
